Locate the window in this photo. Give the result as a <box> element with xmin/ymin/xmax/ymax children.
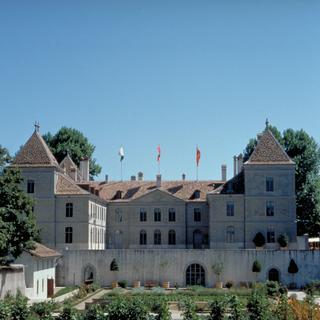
<box><xmin>266</xmin><ymin>201</ymin><xmax>274</xmax><ymax>216</ymax></box>
<box><xmin>27</xmin><ymin>180</ymin><xmax>35</xmax><ymax>193</ymax></box>
<box><xmin>169</xmin><ymin>208</ymin><xmax>176</xmax><ymax>222</ymax></box>
<box><xmin>113</xmin><ymin>190</ymin><xmax>123</xmax><ymax>200</ymax></box>
<box><xmin>140</xmin><ymin>209</ymin><xmax>147</xmax><ymax>222</ymax></box>
<box><xmin>140</xmin><ymin>230</ymin><xmax>147</xmax><ymax>245</ymax></box>
<box><xmin>154</xmin><ymin>230</ymin><xmax>161</xmax><ymax>245</ymax></box>
<box><xmin>42</xmin><ymin>279</ymin><xmax>44</xmax><ymax>292</ymax></box>
<box><xmin>186</xmin><ymin>263</ymin><xmax>205</xmax><ymax>286</ymax></box>
<box><xmin>190</xmin><ymin>190</ymin><xmax>201</xmax><ymax>200</ymax></box>
<box><xmin>267</xmin><ymin>227</ymin><xmax>275</xmax><ymax>243</ymax></box>
<box><xmin>115</xmin><ymin>208</ymin><xmax>123</xmax><ymax>223</ymax></box>
<box><xmin>154</xmin><ymin>208</ymin><xmax>161</xmax><ymax>222</ymax></box>
<box><xmin>65</xmin><ymin>227</ymin><xmax>73</xmax><ymax>243</ymax></box>
<box><xmin>36</xmin><ymin>280</ymin><xmax>39</xmax><ymax>295</ymax></box>
<box><xmin>194</xmin><ymin>208</ymin><xmax>201</xmax><ymax>222</ymax></box>
<box><xmin>226</xmin><ymin>226</ymin><xmax>235</xmax><ymax>243</ymax></box>
<box><xmin>66</xmin><ymin>203</ymin><xmax>73</xmax><ymax>217</ymax></box>
<box><xmin>266</xmin><ymin>177</ymin><xmax>274</xmax><ymax>192</ymax></box>
<box><xmin>226</xmin><ymin>201</ymin><xmax>234</xmax><ymax>216</ymax></box>
<box><xmin>168</xmin><ymin>230</ymin><xmax>176</xmax><ymax>245</ymax></box>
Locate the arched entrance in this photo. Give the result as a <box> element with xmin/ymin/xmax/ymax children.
<box><xmin>193</xmin><ymin>230</ymin><xmax>203</xmax><ymax>249</ymax></box>
<box><xmin>83</xmin><ymin>264</ymin><xmax>96</xmax><ymax>284</ymax></box>
<box><xmin>268</xmin><ymin>268</ymin><xmax>280</xmax><ymax>282</ymax></box>
<box><xmin>186</xmin><ymin>263</ymin><xmax>205</xmax><ymax>286</ymax></box>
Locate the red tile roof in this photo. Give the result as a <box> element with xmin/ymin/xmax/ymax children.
<box><xmin>28</xmin><ymin>242</ymin><xmax>61</xmax><ymax>258</ymax></box>
<box><xmin>246</xmin><ymin>129</ymin><xmax>294</xmax><ymax>164</ymax></box>
<box><xmin>56</xmin><ymin>172</ymin><xmax>89</xmax><ymax>195</ymax></box>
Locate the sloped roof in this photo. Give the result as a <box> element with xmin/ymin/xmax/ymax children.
<box><xmin>56</xmin><ymin>172</ymin><xmax>89</xmax><ymax>195</ymax></box>
<box><xmin>12</xmin><ymin>131</ymin><xmax>59</xmax><ymax>167</ymax></box>
<box><xmin>79</xmin><ymin>180</ymin><xmax>223</xmax><ymax>202</ymax></box>
<box><xmin>246</xmin><ymin>129</ymin><xmax>294</xmax><ymax>164</ymax></box>
<box><xmin>60</xmin><ymin>154</ymin><xmax>83</xmax><ymax>181</ymax></box>
<box><xmin>28</xmin><ymin>242</ymin><xmax>61</xmax><ymax>258</ymax></box>
<box><xmin>210</xmin><ymin>171</ymin><xmax>245</xmax><ymax>195</ymax></box>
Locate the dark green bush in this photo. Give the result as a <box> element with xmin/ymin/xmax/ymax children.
<box><xmin>118</xmin><ymin>280</ymin><xmax>127</xmax><ymax>289</ymax></box>
<box><xmin>253</xmin><ymin>233</ymin><xmax>265</xmax><ymax>247</ymax></box>
<box><xmin>84</xmin><ymin>304</ymin><xmax>106</xmax><ymax>320</ymax></box>
<box><xmin>277</xmin><ymin>234</ymin><xmax>289</xmax><ymax>248</ymax></box>
<box><xmin>10</xmin><ymin>291</ymin><xmax>29</xmax><ymax>320</ymax></box>
<box><xmin>208</xmin><ymin>297</ymin><xmax>228</xmax><ymax>320</ymax></box>
<box><xmin>228</xmin><ymin>295</ymin><xmax>247</xmax><ymax>320</ymax></box>
<box><xmin>225</xmin><ymin>281</ymin><xmax>233</xmax><ymax>289</ymax></box>
<box><xmin>153</xmin><ymin>299</ymin><xmax>171</xmax><ymax>320</ymax></box>
<box><xmin>247</xmin><ymin>288</ymin><xmax>271</xmax><ymax>320</ymax></box>
<box><xmin>252</xmin><ymin>260</ymin><xmax>261</xmax><ymax>273</ymax></box>
<box><xmin>181</xmin><ymin>299</ymin><xmax>199</xmax><ymax>320</ymax></box>
<box><xmin>30</xmin><ymin>301</ymin><xmax>56</xmax><ymax>319</ymax></box>
<box><xmin>57</xmin><ymin>303</ymin><xmax>80</xmax><ymax>320</ymax></box>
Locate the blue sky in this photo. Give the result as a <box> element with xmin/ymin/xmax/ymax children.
<box><xmin>0</xmin><ymin>1</ymin><xmax>320</xmax><ymax>181</ymax></box>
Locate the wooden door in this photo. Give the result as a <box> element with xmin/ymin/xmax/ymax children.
<box><xmin>47</xmin><ymin>279</ymin><xmax>54</xmax><ymax>298</ymax></box>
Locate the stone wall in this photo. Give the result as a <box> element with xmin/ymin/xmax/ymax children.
<box><xmin>0</xmin><ymin>265</ymin><xmax>25</xmax><ymax>298</ymax></box>
<box><xmin>57</xmin><ymin>249</ymin><xmax>320</xmax><ymax>288</ymax></box>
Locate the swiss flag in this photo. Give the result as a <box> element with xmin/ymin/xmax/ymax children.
<box><xmin>196</xmin><ymin>146</ymin><xmax>201</xmax><ymax>166</ymax></box>
<box><xmin>157</xmin><ymin>145</ymin><xmax>161</xmax><ymax>162</ymax></box>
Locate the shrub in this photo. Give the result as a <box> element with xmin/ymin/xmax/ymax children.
<box><xmin>304</xmin><ymin>280</ymin><xmax>320</xmax><ymax>295</ymax></box>
<box><xmin>247</xmin><ymin>288</ymin><xmax>271</xmax><ymax>320</ymax></box>
<box><xmin>277</xmin><ymin>234</ymin><xmax>289</xmax><ymax>248</ymax></box>
<box><xmin>153</xmin><ymin>300</ymin><xmax>171</xmax><ymax>320</ymax></box>
<box><xmin>228</xmin><ymin>295</ymin><xmax>247</xmax><ymax>320</ymax></box>
<box><xmin>110</xmin><ymin>259</ymin><xmax>119</xmax><ymax>271</ymax></box>
<box><xmin>225</xmin><ymin>281</ymin><xmax>233</xmax><ymax>289</ymax></box>
<box><xmin>84</xmin><ymin>304</ymin><xmax>106</xmax><ymax>320</ymax></box>
<box><xmin>288</xmin><ymin>259</ymin><xmax>299</xmax><ymax>274</ymax></box>
<box><xmin>252</xmin><ymin>260</ymin><xmax>261</xmax><ymax>273</ymax></box>
<box><xmin>265</xmin><ymin>281</ymin><xmax>280</xmax><ymax>298</ymax></box>
<box><xmin>57</xmin><ymin>303</ymin><xmax>80</xmax><ymax>320</ymax></box>
<box><xmin>253</xmin><ymin>233</ymin><xmax>265</xmax><ymax>247</ymax></box>
<box><xmin>151</xmin><ymin>287</ymin><xmax>166</xmax><ymax>295</ymax></box>
<box><xmin>0</xmin><ymin>299</ymin><xmax>11</xmax><ymax>320</ymax></box>
<box><xmin>208</xmin><ymin>297</ymin><xmax>228</xmax><ymax>320</ymax></box>
<box><xmin>181</xmin><ymin>299</ymin><xmax>199</xmax><ymax>320</ymax></box>
<box><xmin>10</xmin><ymin>291</ymin><xmax>29</xmax><ymax>320</ymax></box>
<box><xmin>118</xmin><ymin>280</ymin><xmax>127</xmax><ymax>289</ymax></box>
<box><xmin>30</xmin><ymin>301</ymin><xmax>56</xmax><ymax>319</ymax></box>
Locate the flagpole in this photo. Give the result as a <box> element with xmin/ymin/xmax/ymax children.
<box><xmin>120</xmin><ymin>160</ymin><xmax>123</xmax><ymax>181</ymax></box>
<box><xmin>196</xmin><ymin>144</ymin><xmax>198</xmax><ymax>181</ymax></box>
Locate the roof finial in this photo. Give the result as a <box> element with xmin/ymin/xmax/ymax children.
<box><xmin>265</xmin><ymin>118</ymin><xmax>269</xmax><ymax>129</ymax></box>
<box><xmin>34</xmin><ymin>121</ymin><xmax>40</xmax><ymax>132</ymax></box>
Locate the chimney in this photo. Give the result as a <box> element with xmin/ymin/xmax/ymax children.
<box><xmin>182</xmin><ymin>173</ymin><xmax>186</xmax><ymax>181</ymax></box>
<box><xmin>221</xmin><ymin>164</ymin><xmax>227</xmax><ymax>181</ymax></box>
<box><xmin>138</xmin><ymin>172</ymin><xmax>143</xmax><ymax>181</ymax></box>
<box><xmin>70</xmin><ymin>167</ymin><xmax>77</xmax><ymax>182</ymax></box>
<box><xmin>80</xmin><ymin>157</ymin><xmax>90</xmax><ymax>181</ymax></box>
<box><xmin>237</xmin><ymin>154</ymin><xmax>243</xmax><ymax>173</ymax></box>
<box><xmin>105</xmin><ymin>174</ymin><xmax>108</xmax><ymax>183</ymax></box>
<box><xmin>131</xmin><ymin>175</ymin><xmax>136</xmax><ymax>181</ymax></box>
<box><xmin>233</xmin><ymin>155</ymin><xmax>237</xmax><ymax>177</ymax></box>
<box><xmin>156</xmin><ymin>174</ymin><xmax>161</xmax><ymax>188</ymax></box>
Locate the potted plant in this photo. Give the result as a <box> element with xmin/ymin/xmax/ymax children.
<box><xmin>212</xmin><ymin>261</ymin><xmax>224</xmax><ymax>288</ymax></box>
<box><xmin>160</xmin><ymin>261</ymin><xmax>170</xmax><ymax>289</ymax></box>
<box><xmin>253</xmin><ymin>232</ymin><xmax>266</xmax><ymax>249</ymax></box>
<box><xmin>252</xmin><ymin>260</ymin><xmax>261</xmax><ymax>283</ymax></box>
<box><xmin>110</xmin><ymin>258</ymin><xmax>119</xmax><ymax>289</ymax></box>
<box><xmin>288</xmin><ymin>258</ymin><xmax>299</xmax><ymax>289</ymax></box>
<box><xmin>277</xmin><ymin>234</ymin><xmax>289</xmax><ymax>249</ymax></box>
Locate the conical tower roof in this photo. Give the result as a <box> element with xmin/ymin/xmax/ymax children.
<box><xmin>246</xmin><ymin>129</ymin><xmax>294</xmax><ymax>164</ymax></box>
<box><xmin>12</xmin><ymin>130</ymin><xmax>59</xmax><ymax>167</ymax></box>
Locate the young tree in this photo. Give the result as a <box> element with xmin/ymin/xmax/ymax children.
<box><xmin>253</xmin><ymin>233</ymin><xmax>266</xmax><ymax>248</ymax></box>
<box><xmin>252</xmin><ymin>260</ymin><xmax>262</xmax><ymax>283</ymax></box>
<box><xmin>288</xmin><ymin>259</ymin><xmax>299</xmax><ymax>288</ymax></box>
<box><xmin>243</xmin><ymin>127</ymin><xmax>320</xmax><ymax>236</ymax></box>
<box><xmin>43</xmin><ymin>127</ymin><xmax>102</xmax><ymax>178</ymax></box>
<box><xmin>0</xmin><ymin>146</ymin><xmax>39</xmax><ymax>265</ymax></box>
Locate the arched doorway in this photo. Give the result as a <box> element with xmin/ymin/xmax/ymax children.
<box><xmin>186</xmin><ymin>263</ymin><xmax>205</xmax><ymax>286</ymax></box>
<box><xmin>193</xmin><ymin>230</ymin><xmax>203</xmax><ymax>249</ymax></box>
<box><xmin>83</xmin><ymin>264</ymin><xmax>96</xmax><ymax>284</ymax></box>
<box><xmin>268</xmin><ymin>268</ymin><xmax>280</xmax><ymax>282</ymax></box>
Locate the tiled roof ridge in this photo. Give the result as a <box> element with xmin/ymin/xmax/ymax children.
<box><xmin>12</xmin><ymin>131</ymin><xmax>60</xmax><ymax>167</ymax></box>
<box><xmin>246</xmin><ymin>128</ymin><xmax>294</xmax><ymax>164</ymax></box>
<box><xmin>27</xmin><ymin>242</ymin><xmax>61</xmax><ymax>258</ymax></box>
<box><xmin>56</xmin><ymin>171</ymin><xmax>90</xmax><ymax>195</ymax></box>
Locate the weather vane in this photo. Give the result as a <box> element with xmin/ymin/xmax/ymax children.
<box><xmin>34</xmin><ymin>121</ymin><xmax>40</xmax><ymax>132</ymax></box>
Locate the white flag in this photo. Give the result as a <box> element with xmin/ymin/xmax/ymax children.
<box><xmin>118</xmin><ymin>146</ymin><xmax>124</xmax><ymax>161</ymax></box>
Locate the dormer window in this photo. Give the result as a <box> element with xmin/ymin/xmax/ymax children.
<box><xmin>190</xmin><ymin>190</ymin><xmax>201</xmax><ymax>200</ymax></box>
<box><xmin>113</xmin><ymin>190</ymin><xmax>123</xmax><ymax>200</ymax></box>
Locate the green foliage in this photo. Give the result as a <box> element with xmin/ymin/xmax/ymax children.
<box><xmin>277</xmin><ymin>234</ymin><xmax>289</xmax><ymax>248</ymax></box>
<box><xmin>253</xmin><ymin>233</ymin><xmax>265</xmax><ymax>247</ymax></box>
<box><xmin>110</xmin><ymin>259</ymin><xmax>119</xmax><ymax>272</ymax></box>
<box><xmin>208</xmin><ymin>296</ymin><xmax>228</xmax><ymax>320</ymax></box>
<box><xmin>30</xmin><ymin>301</ymin><xmax>56</xmax><ymax>319</ymax></box>
<box><xmin>228</xmin><ymin>295</ymin><xmax>247</xmax><ymax>320</ymax></box>
<box><xmin>118</xmin><ymin>280</ymin><xmax>127</xmax><ymax>289</ymax></box>
<box><xmin>252</xmin><ymin>260</ymin><xmax>261</xmax><ymax>273</ymax></box>
<box><xmin>84</xmin><ymin>304</ymin><xmax>106</xmax><ymax>320</ymax></box>
<box><xmin>288</xmin><ymin>259</ymin><xmax>298</xmax><ymax>274</ymax></box>
<box><xmin>181</xmin><ymin>299</ymin><xmax>199</xmax><ymax>320</ymax></box>
<box><xmin>0</xmin><ymin>299</ymin><xmax>11</xmax><ymax>320</ymax></box>
<box><xmin>57</xmin><ymin>303</ymin><xmax>81</xmax><ymax>320</ymax></box>
<box><xmin>0</xmin><ymin>148</ymin><xmax>39</xmax><ymax>264</ymax></box>
<box><xmin>212</xmin><ymin>262</ymin><xmax>224</xmax><ymax>281</ymax></box>
<box><xmin>10</xmin><ymin>291</ymin><xmax>29</xmax><ymax>320</ymax></box>
<box><xmin>153</xmin><ymin>299</ymin><xmax>172</xmax><ymax>320</ymax></box>
<box><xmin>243</xmin><ymin>127</ymin><xmax>320</xmax><ymax>236</ymax></box>
<box><xmin>43</xmin><ymin>127</ymin><xmax>102</xmax><ymax>178</ymax></box>
<box><xmin>247</xmin><ymin>288</ymin><xmax>271</xmax><ymax>320</ymax></box>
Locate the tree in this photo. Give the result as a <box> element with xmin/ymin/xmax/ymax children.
<box><xmin>288</xmin><ymin>259</ymin><xmax>299</xmax><ymax>288</ymax></box>
<box><xmin>253</xmin><ymin>233</ymin><xmax>266</xmax><ymax>248</ymax></box>
<box><xmin>252</xmin><ymin>260</ymin><xmax>262</xmax><ymax>283</ymax></box>
<box><xmin>277</xmin><ymin>234</ymin><xmax>289</xmax><ymax>248</ymax></box>
<box><xmin>0</xmin><ymin>146</ymin><xmax>39</xmax><ymax>265</ymax></box>
<box><xmin>244</xmin><ymin>126</ymin><xmax>320</xmax><ymax>236</ymax></box>
<box><xmin>43</xmin><ymin>127</ymin><xmax>102</xmax><ymax>178</ymax></box>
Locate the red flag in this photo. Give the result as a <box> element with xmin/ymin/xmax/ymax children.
<box><xmin>196</xmin><ymin>146</ymin><xmax>201</xmax><ymax>166</ymax></box>
<box><xmin>157</xmin><ymin>145</ymin><xmax>161</xmax><ymax>162</ymax></box>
